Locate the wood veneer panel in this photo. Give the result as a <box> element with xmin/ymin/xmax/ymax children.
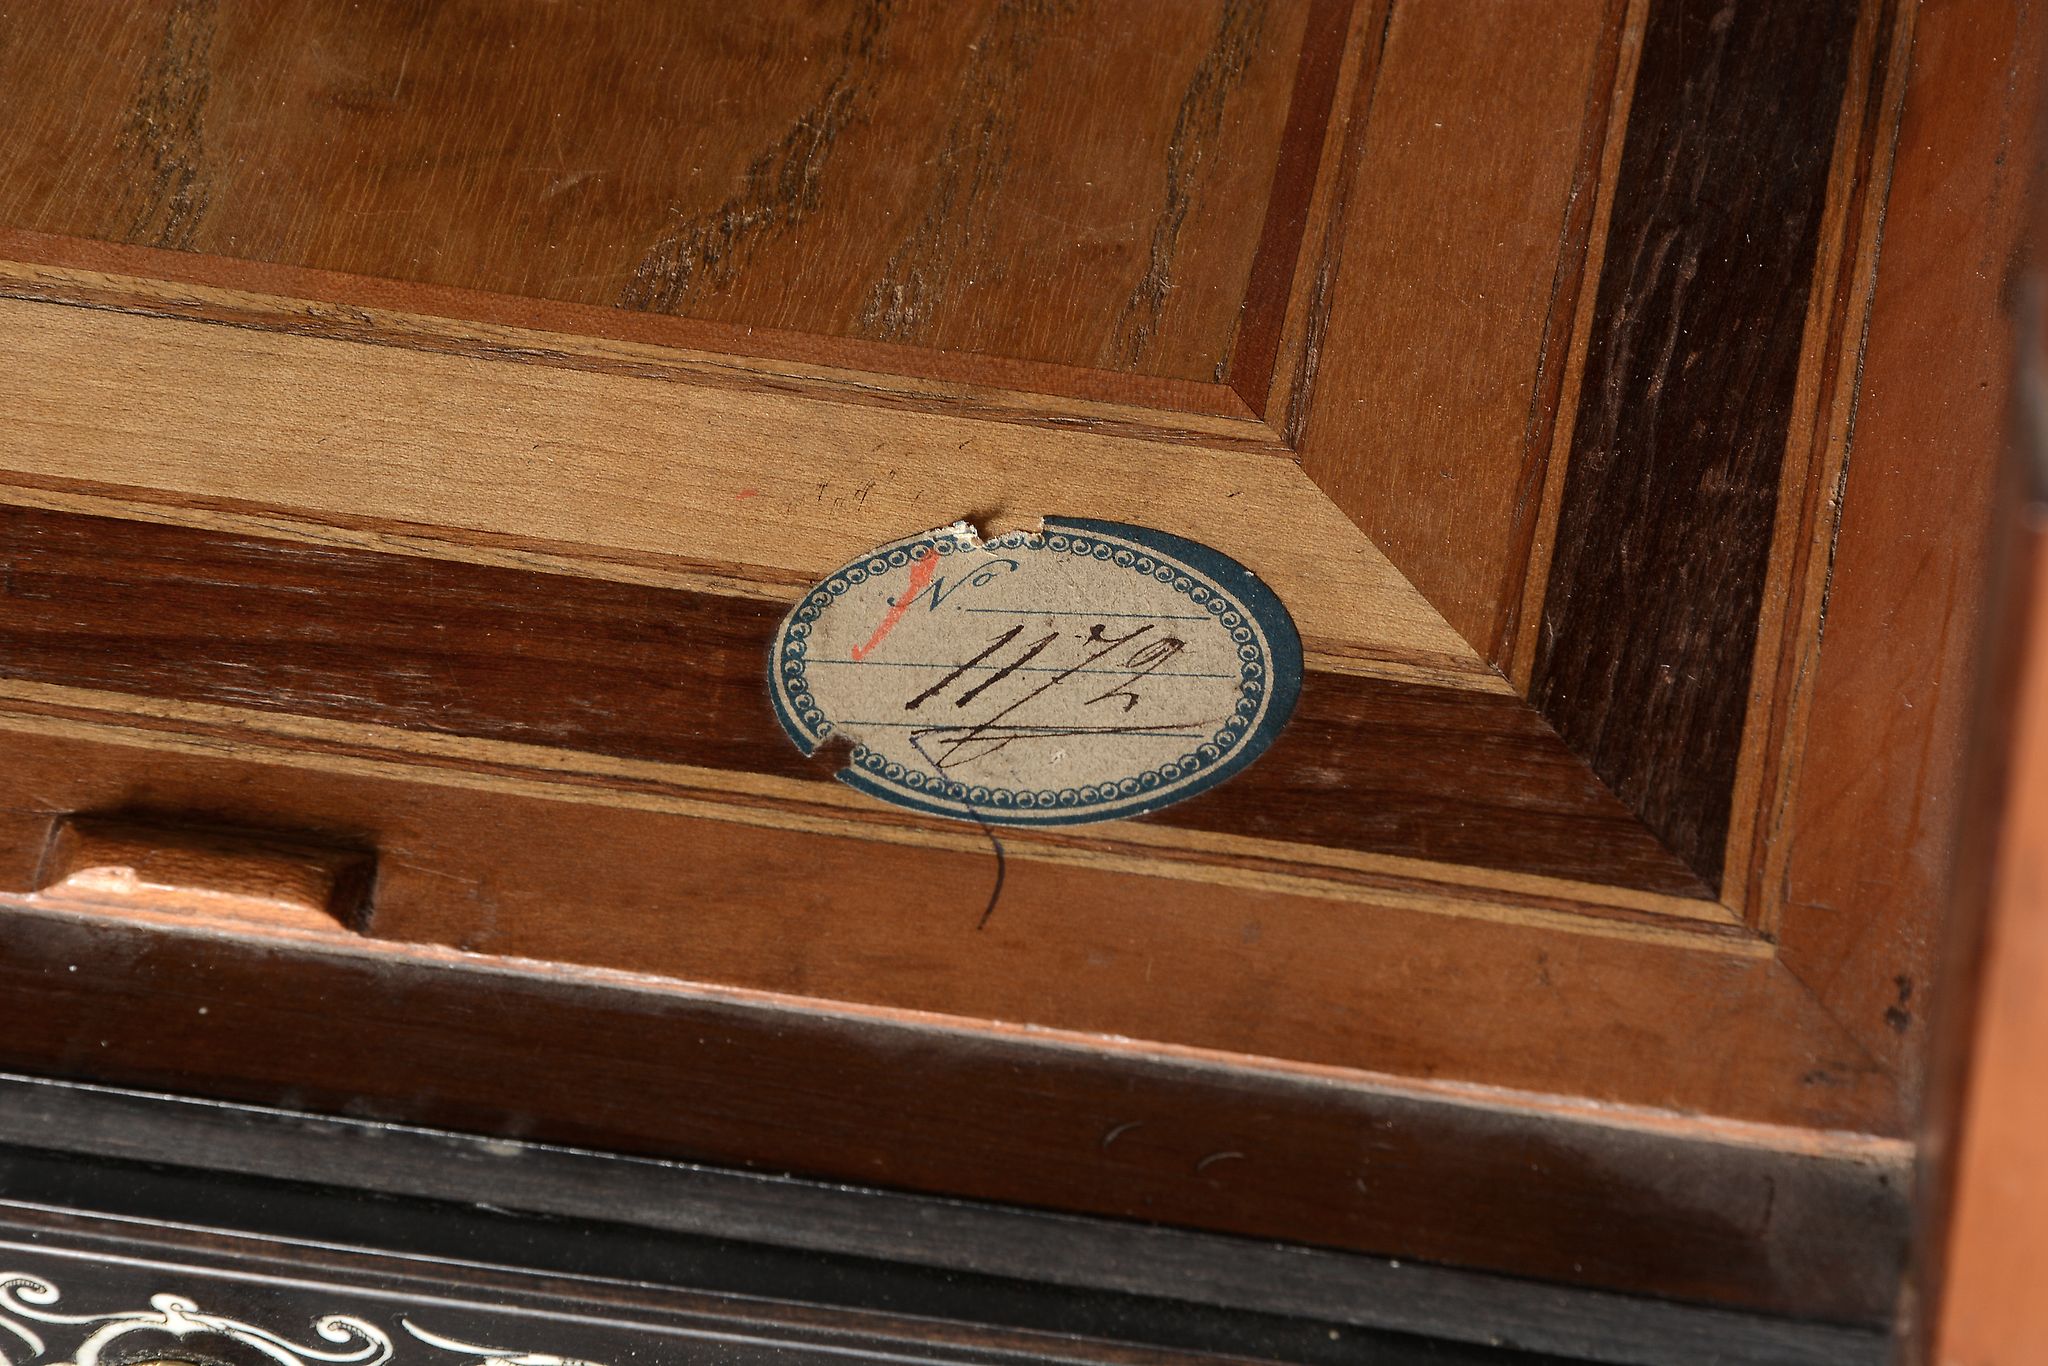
<box><xmin>1296</xmin><ymin>0</ymin><xmax>1624</xmax><ymax>656</ymax></box>
<box><xmin>0</xmin><ymin>0</ymin><xmax>1991</xmax><ymax>1327</ymax></box>
<box><xmin>1912</xmin><ymin>16</ymin><xmax>2048</xmax><ymax>1358</ymax></box>
<box><xmin>1222</xmin><ymin>0</ymin><xmax>1356</xmax><ymax>417</ymax></box>
<box><xmin>0</xmin><ymin>0</ymin><xmax>1317</xmax><ymax>384</ymax></box>
<box><xmin>1775</xmin><ymin>0</ymin><xmax>2048</xmax><ymax>1116</ymax></box>
<box><xmin>1720</xmin><ymin>0</ymin><xmax>1908</xmax><ymax>932</ymax></box>
<box><xmin>0</xmin><ymin>903</ymin><xmax>1907</xmax><ymax>1320</ymax></box>
<box><xmin>1926</xmin><ymin>514</ymin><xmax>2048</xmax><ymax>1366</ymax></box>
<box><xmin>0</xmin><ymin>505</ymin><xmax>1702</xmax><ymax>893</ymax></box>
<box><xmin>0</xmin><ymin>724</ymin><xmax>1879</xmax><ymax>1128</ymax></box>
<box><xmin>1529</xmin><ymin>0</ymin><xmax>1862</xmax><ymax>890</ymax></box>
<box><xmin>0</xmin><ymin>296</ymin><xmax>1479</xmax><ymax>675</ymax></box>
<box><xmin>0</xmin><ymin>239</ymin><xmax>1265</xmax><ymax>441</ymax></box>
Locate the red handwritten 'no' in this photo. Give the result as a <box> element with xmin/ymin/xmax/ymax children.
<box><xmin>850</xmin><ymin>549</ymin><xmax>938</xmax><ymax>661</ymax></box>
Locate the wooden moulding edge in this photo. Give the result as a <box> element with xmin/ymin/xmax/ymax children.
<box><xmin>0</xmin><ymin>1110</ymin><xmax>1889</xmax><ymax>1366</ymax></box>
<box><xmin>0</xmin><ymin>896</ymin><xmax>1912</xmax><ymax>1325</ymax></box>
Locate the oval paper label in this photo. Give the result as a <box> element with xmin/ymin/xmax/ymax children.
<box><xmin>769</xmin><ymin>517</ymin><xmax>1301</xmax><ymax>826</ymax></box>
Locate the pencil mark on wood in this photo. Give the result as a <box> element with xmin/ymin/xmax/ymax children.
<box><xmin>1531</xmin><ymin>0</ymin><xmax>1860</xmax><ymax>889</ymax></box>
<box><xmin>621</xmin><ymin>0</ymin><xmax>894</xmax><ymax>313</ymax></box>
<box><xmin>1101</xmin><ymin>0</ymin><xmax>1269</xmax><ymax>371</ymax></box>
<box><xmin>859</xmin><ymin>0</ymin><xmax>1080</xmax><ymax>345</ymax></box>
<box><xmin>113</xmin><ymin>0</ymin><xmax>217</xmax><ymax>250</ymax></box>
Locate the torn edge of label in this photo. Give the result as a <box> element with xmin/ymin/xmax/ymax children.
<box><xmin>788</xmin><ymin>518</ymin><xmax>1043</xmax><ymax>766</ymax></box>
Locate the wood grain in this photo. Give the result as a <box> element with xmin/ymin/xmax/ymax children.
<box><xmin>0</xmin><ymin>294</ymin><xmax>1482</xmax><ymax>678</ymax></box>
<box><xmin>0</xmin><ymin>0</ymin><xmax>1994</xmax><ymax>1328</ymax></box>
<box><xmin>1915</xmin><ymin>17</ymin><xmax>2048</xmax><ymax>1358</ymax></box>
<box><xmin>1529</xmin><ymin>0</ymin><xmax>1862</xmax><ymax>891</ymax></box>
<box><xmin>0</xmin><ymin>689</ymin><xmax>1739</xmax><ymax>949</ymax></box>
<box><xmin>1925</xmin><ymin>516</ymin><xmax>2048</xmax><ymax>1366</ymax></box>
<box><xmin>1720</xmin><ymin>0</ymin><xmax>1911</xmax><ymax>930</ymax></box>
<box><xmin>1296</xmin><ymin>0</ymin><xmax>1627</xmax><ymax>658</ymax></box>
<box><xmin>1772</xmin><ymin>0</ymin><xmax>2047</xmax><ymax>1107</ymax></box>
<box><xmin>0</xmin><ymin>0</ymin><xmax>1316</xmax><ymax>384</ymax></box>
<box><xmin>0</xmin><ymin>723</ymin><xmax>1892</xmax><ymax>1136</ymax></box>
<box><xmin>35</xmin><ymin>814</ymin><xmax>373</xmax><ymax>932</ymax></box>
<box><xmin>0</xmin><ymin>239</ymin><xmax>1276</xmax><ymax>443</ymax></box>
<box><xmin>0</xmin><ymin>902</ymin><xmax>1908</xmax><ymax>1321</ymax></box>
<box><xmin>0</xmin><ymin>504</ymin><xmax>1701</xmax><ymax>895</ymax></box>
<box><xmin>1223</xmin><ymin>0</ymin><xmax>1357</xmax><ymax>417</ymax></box>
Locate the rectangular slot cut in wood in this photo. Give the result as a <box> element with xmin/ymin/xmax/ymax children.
<box><xmin>34</xmin><ymin>815</ymin><xmax>373</xmax><ymax>933</ymax></box>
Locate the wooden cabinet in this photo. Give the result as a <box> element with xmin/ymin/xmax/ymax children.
<box><xmin>0</xmin><ymin>0</ymin><xmax>2031</xmax><ymax>1352</ymax></box>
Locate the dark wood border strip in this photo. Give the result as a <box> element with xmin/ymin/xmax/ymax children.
<box><xmin>0</xmin><ymin>504</ymin><xmax>1705</xmax><ymax>893</ymax></box>
<box><xmin>0</xmin><ymin>1197</ymin><xmax>1272</xmax><ymax>1366</ymax></box>
<box><xmin>0</xmin><ymin>1075</ymin><xmax>1892</xmax><ymax>1365</ymax></box>
<box><xmin>1531</xmin><ymin>0</ymin><xmax>1864</xmax><ymax>889</ymax></box>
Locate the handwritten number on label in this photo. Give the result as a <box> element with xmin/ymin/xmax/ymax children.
<box><xmin>904</xmin><ymin>624</ymin><xmax>1169</xmax><ymax>772</ymax></box>
<box><xmin>903</xmin><ymin>626</ymin><xmax>1024</xmax><ymax>710</ymax></box>
<box><xmin>953</xmin><ymin>632</ymin><xmax>1060</xmax><ymax>707</ymax></box>
<box><xmin>855</xmin><ymin>555</ymin><xmax>1025</xmax><ymax>663</ymax></box>
<box><xmin>1087</xmin><ymin>635</ymin><xmax>1187</xmax><ymax>713</ymax></box>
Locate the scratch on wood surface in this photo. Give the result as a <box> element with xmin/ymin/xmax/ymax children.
<box><xmin>1101</xmin><ymin>0</ymin><xmax>1268</xmax><ymax>371</ymax></box>
<box><xmin>114</xmin><ymin>0</ymin><xmax>217</xmax><ymax>250</ymax></box>
<box><xmin>859</xmin><ymin>0</ymin><xmax>1080</xmax><ymax>345</ymax></box>
<box><xmin>1284</xmin><ymin>207</ymin><xmax>1340</xmax><ymax>447</ymax></box>
<box><xmin>1099</xmin><ymin>1119</ymin><xmax>1144</xmax><ymax>1150</ymax></box>
<box><xmin>621</xmin><ymin>0</ymin><xmax>895</xmax><ymax>313</ymax></box>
